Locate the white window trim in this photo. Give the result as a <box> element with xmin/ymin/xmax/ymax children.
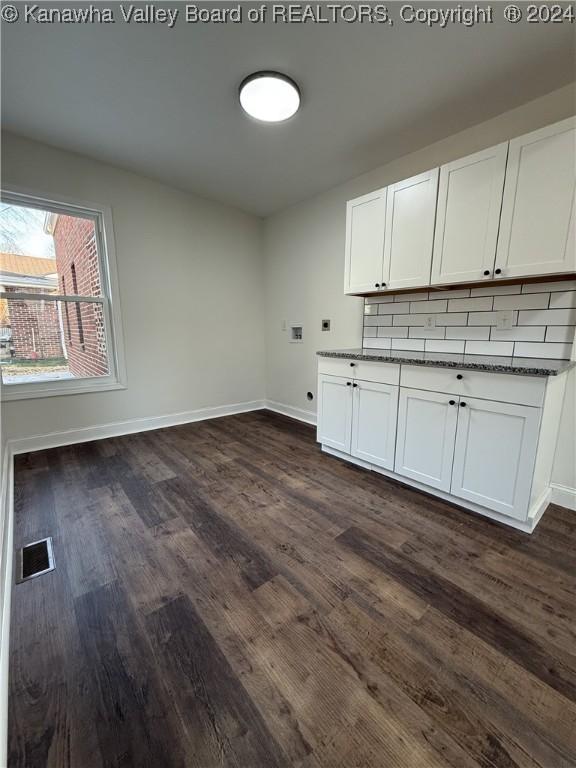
<box><xmin>0</xmin><ymin>188</ymin><xmax>127</xmax><ymax>401</ymax></box>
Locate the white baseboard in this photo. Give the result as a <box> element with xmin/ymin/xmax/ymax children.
<box><xmin>7</xmin><ymin>399</ymin><xmax>267</xmax><ymax>455</ymax></box>
<box><xmin>264</xmin><ymin>400</ymin><xmax>317</xmax><ymax>426</ymax></box>
<box><xmin>550</xmin><ymin>483</ymin><xmax>576</xmax><ymax>511</ymax></box>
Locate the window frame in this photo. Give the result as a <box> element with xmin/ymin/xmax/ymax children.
<box><xmin>0</xmin><ymin>188</ymin><xmax>127</xmax><ymax>401</ymax></box>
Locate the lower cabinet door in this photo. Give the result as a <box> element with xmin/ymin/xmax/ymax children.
<box><xmin>351</xmin><ymin>381</ymin><xmax>398</xmax><ymax>470</ymax></box>
<box><xmin>451</xmin><ymin>397</ymin><xmax>540</xmax><ymax>520</ymax></box>
<box><xmin>395</xmin><ymin>387</ymin><xmax>458</xmax><ymax>491</ymax></box>
<box><xmin>317</xmin><ymin>374</ymin><xmax>353</xmax><ymax>453</ymax></box>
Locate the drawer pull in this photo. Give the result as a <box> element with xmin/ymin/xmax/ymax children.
<box><xmin>456</xmin><ymin>374</ymin><xmax>463</xmax><ymax>380</ymax></box>
<box><xmin>349</xmin><ymin>362</ymin><xmax>355</xmax><ymax>367</ymax></box>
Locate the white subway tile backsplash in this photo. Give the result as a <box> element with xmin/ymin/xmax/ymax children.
<box><xmin>490</xmin><ymin>326</ymin><xmax>546</xmax><ymax>342</ymax></box>
<box><xmin>521</xmin><ymin>280</ymin><xmax>576</xmax><ymax>293</ymax></box>
<box><xmin>445</xmin><ymin>326</ymin><xmax>490</xmax><ymax>340</ymax></box>
<box><xmin>493</xmin><ymin>293</ymin><xmax>550</xmax><ymax>311</ymax></box>
<box><xmin>468</xmin><ymin>311</ymin><xmax>518</xmax><ymax>326</ymax></box>
<box><xmin>470</xmin><ymin>284</ymin><xmax>521</xmax><ymax>297</ymax></box>
<box><xmin>518</xmin><ymin>308</ymin><xmax>576</xmax><ymax>326</ymax></box>
<box><xmin>363</xmin><ymin>337</ymin><xmax>391</xmax><ymax>349</ymax></box>
<box><xmin>545</xmin><ymin>326</ymin><xmax>576</xmax><ymax>343</ymax></box>
<box><xmin>465</xmin><ymin>341</ymin><xmax>514</xmax><ymax>357</ymax></box>
<box><xmin>514</xmin><ymin>342</ymin><xmax>572</xmax><ymax>359</ymax></box>
<box><xmin>364</xmin><ymin>279</ymin><xmax>575</xmax><ymax>360</ymax></box>
<box><xmin>549</xmin><ymin>291</ymin><xmax>576</xmax><ymax>309</ymax></box>
<box><xmin>383</xmin><ymin>302</ymin><xmax>411</xmax><ymax>314</ymax></box>
<box><xmin>378</xmin><ymin>326</ymin><xmax>409</xmax><ymax>338</ymax></box>
<box><xmin>425</xmin><ymin>339</ymin><xmax>465</xmax><ymax>353</ymax></box>
<box><xmin>409</xmin><ymin>299</ymin><xmax>448</xmax><ymax>313</ymax></box>
<box><xmin>364</xmin><ymin>315</ymin><xmax>392</xmax><ymax>326</ymax></box>
<box><xmin>395</xmin><ymin>292</ymin><xmax>429</xmax><ymax>302</ymax></box>
<box><xmin>447</xmin><ymin>297</ymin><xmax>492</xmax><ymax>312</ymax></box>
<box><xmin>366</xmin><ymin>294</ymin><xmax>394</xmax><ymax>304</ymax></box>
<box><xmin>391</xmin><ymin>338</ymin><xmax>425</xmax><ymax>351</ymax></box>
<box><xmin>434</xmin><ymin>313</ymin><xmax>468</xmax><ymax>326</ymax></box>
<box><xmin>392</xmin><ymin>314</ymin><xmax>426</xmax><ymax>326</ymax></box>
<box><xmin>428</xmin><ymin>288</ymin><xmax>471</xmax><ymax>300</ymax></box>
<box><xmin>409</xmin><ymin>327</ymin><xmax>444</xmax><ymax>339</ymax></box>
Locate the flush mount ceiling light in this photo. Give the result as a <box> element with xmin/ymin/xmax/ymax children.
<box><xmin>239</xmin><ymin>71</ymin><xmax>301</xmax><ymax>123</ymax></box>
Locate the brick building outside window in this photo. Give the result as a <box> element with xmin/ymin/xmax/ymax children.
<box><xmin>0</xmin><ymin>194</ymin><xmax>124</xmax><ymax>397</ymax></box>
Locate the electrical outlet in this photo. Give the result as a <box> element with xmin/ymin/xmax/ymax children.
<box><xmin>424</xmin><ymin>314</ymin><xmax>436</xmax><ymax>329</ymax></box>
<box><xmin>496</xmin><ymin>310</ymin><xmax>513</xmax><ymax>330</ymax></box>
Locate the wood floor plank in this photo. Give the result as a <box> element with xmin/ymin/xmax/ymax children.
<box><xmin>9</xmin><ymin>410</ymin><xmax>576</xmax><ymax>767</ymax></box>
<box><xmin>145</xmin><ymin>593</ymin><xmax>290</xmax><ymax>768</ymax></box>
<box><xmin>337</xmin><ymin>525</ymin><xmax>576</xmax><ymax>702</ymax></box>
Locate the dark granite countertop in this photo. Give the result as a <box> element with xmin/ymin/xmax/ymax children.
<box><xmin>317</xmin><ymin>348</ymin><xmax>575</xmax><ymax>377</ymax></box>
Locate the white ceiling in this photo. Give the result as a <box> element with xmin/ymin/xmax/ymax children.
<box><xmin>2</xmin><ymin>4</ymin><xmax>575</xmax><ymax>216</ymax></box>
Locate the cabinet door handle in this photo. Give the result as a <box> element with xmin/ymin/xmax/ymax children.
<box><xmin>346</xmin><ymin>381</ymin><xmax>351</xmax><ymax>386</ymax></box>
<box><xmin>449</xmin><ymin>400</ymin><xmax>455</xmax><ymax>405</ymax></box>
<box><xmin>375</xmin><ymin>283</ymin><xmax>380</xmax><ymax>288</ymax></box>
<box><xmin>352</xmin><ymin>383</ymin><xmax>358</xmax><ymax>388</ymax></box>
<box><xmin>460</xmin><ymin>401</ymin><xmax>467</xmax><ymax>407</ymax></box>
<box><xmin>494</xmin><ymin>268</ymin><xmax>502</xmax><ymax>275</ymax></box>
<box><xmin>381</xmin><ymin>282</ymin><xmax>387</xmax><ymax>287</ymax></box>
<box><xmin>456</xmin><ymin>374</ymin><xmax>463</xmax><ymax>380</ymax></box>
<box><xmin>483</xmin><ymin>270</ymin><xmax>490</xmax><ymax>276</ymax></box>
<box><xmin>349</xmin><ymin>362</ymin><xmax>355</xmax><ymax>367</ymax></box>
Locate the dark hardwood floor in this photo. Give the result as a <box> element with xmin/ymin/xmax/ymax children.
<box><xmin>9</xmin><ymin>410</ymin><xmax>576</xmax><ymax>768</ymax></box>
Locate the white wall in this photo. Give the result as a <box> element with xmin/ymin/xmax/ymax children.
<box><xmin>1</xmin><ymin>132</ymin><xmax>267</xmax><ymax>443</ymax></box>
<box><xmin>263</xmin><ymin>83</ymin><xmax>576</xmax><ymax>490</ymax></box>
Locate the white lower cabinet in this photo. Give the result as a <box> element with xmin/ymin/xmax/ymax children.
<box><xmin>450</xmin><ymin>397</ymin><xmax>540</xmax><ymax>520</ymax></box>
<box><xmin>394</xmin><ymin>387</ymin><xmax>458</xmax><ymax>492</ymax></box>
<box><xmin>317</xmin><ymin>374</ymin><xmax>353</xmax><ymax>453</ymax></box>
<box><xmin>317</xmin><ymin>359</ymin><xmax>568</xmax><ymax>532</ymax></box>
<box><xmin>351</xmin><ymin>380</ymin><xmax>398</xmax><ymax>470</ymax></box>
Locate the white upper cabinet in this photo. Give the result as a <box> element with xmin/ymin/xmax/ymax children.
<box><xmin>431</xmin><ymin>143</ymin><xmax>508</xmax><ymax>285</ymax></box>
<box><xmin>496</xmin><ymin>117</ymin><xmax>576</xmax><ymax>279</ymax></box>
<box><xmin>451</xmin><ymin>397</ymin><xmax>540</xmax><ymax>520</ymax></box>
<box><xmin>316</xmin><ymin>374</ymin><xmax>353</xmax><ymax>454</ymax></box>
<box><xmin>351</xmin><ymin>381</ymin><xmax>398</xmax><ymax>470</ymax></box>
<box><xmin>344</xmin><ymin>118</ymin><xmax>576</xmax><ymax>296</ymax></box>
<box><xmin>344</xmin><ymin>189</ymin><xmax>387</xmax><ymax>294</ymax></box>
<box><xmin>384</xmin><ymin>168</ymin><xmax>439</xmax><ymax>290</ymax></box>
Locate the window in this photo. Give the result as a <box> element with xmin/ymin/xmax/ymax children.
<box><xmin>0</xmin><ymin>191</ymin><xmax>125</xmax><ymax>399</ymax></box>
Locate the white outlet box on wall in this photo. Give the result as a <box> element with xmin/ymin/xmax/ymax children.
<box><xmin>496</xmin><ymin>310</ymin><xmax>514</xmax><ymax>330</ymax></box>
<box><xmin>289</xmin><ymin>323</ymin><xmax>303</xmax><ymax>342</ymax></box>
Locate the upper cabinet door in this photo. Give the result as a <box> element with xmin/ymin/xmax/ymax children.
<box><xmin>451</xmin><ymin>397</ymin><xmax>540</xmax><ymax>520</ymax></box>
<box><xmin>383</xmin><ymin>169</ymin><xmax>439</xmax><ymax>290</ymax></box>
<box><xmin>316</xmin><ymin>374</ymin><xmax>353</xmax><ymax>454</ymax></box>
<box><xmin>431</xmin><ymin>143</ymin><xmax>508</xmax><ymax>286</ymax></box>
<box><xmin>496</xmin><ymin>117</ymin><xmax>576</xmax><ymax>279</ymax></box>
<box><xmin>344</xmin><ymin>189</ymin><xmax>387</xmax><ymax>294</ymax></box>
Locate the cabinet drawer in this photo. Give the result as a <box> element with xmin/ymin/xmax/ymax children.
<box><xmin>318</xmin><ymin>358</ymin><xmax>355</xmax><ymax>378</ymax></box>
<box><xmin>400</xmin><ymin>365</ymin><xmax>545</xmax><ymax>407</ymax></box>
<box><xmin>318</xmin><ymin>358</ymin><xmax>400</xmax><ymax>385</ymax></box>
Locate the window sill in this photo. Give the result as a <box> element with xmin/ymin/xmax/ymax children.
<box><xmin>1</xmin><ymin>378</ymin><xmax>127</xmax><ymax>402</ymax></box>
